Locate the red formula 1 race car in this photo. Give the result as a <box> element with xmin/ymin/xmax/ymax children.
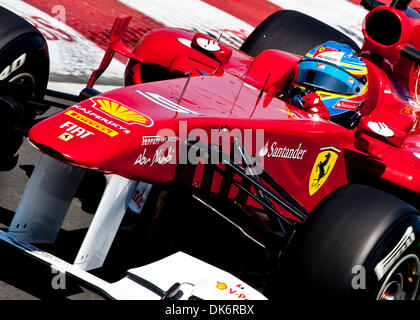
<box><xmin>0</xmin><ymin>0</ymin><xmax>419</xmax><ymax>300</ymax></box>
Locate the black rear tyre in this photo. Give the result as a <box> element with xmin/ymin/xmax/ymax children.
<box><xmin>273</xmin><ymin>184</ymin><xmax>420</xmax><ymax>300</ymax></box>
<box><xmin>0</xmin><ymin>6</ymin><xmax>49</xmax><ymax>170</ymax></box>
<box><xmin>240</xmin><ymin>10</ymin><xmax>360</xmax><ymax>57</ymax></box>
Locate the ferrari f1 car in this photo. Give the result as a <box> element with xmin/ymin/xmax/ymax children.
<box><xmin>0</xmin><ymin>0</ymin><xmax>420</xmax><ymax>300</ymax></box>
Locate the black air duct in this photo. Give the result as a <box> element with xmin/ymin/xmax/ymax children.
<box><xmin>390</xmin><ymin>0</ymin><xmax>412</xmax><ymax>10</ymax></box>
<box><xmin>361</xmin><ymin>0</ymin><xmax>385</xmax><ymax>10</ymax></box>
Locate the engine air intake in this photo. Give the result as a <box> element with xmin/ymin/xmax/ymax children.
<box><xmin>365</xmin><ymin>9</ymin><xmax>402</xmax><ymax>46</ymax></box>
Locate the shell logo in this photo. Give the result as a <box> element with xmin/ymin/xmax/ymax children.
<box><xmin>93</xmin><ymin>97</ymin><xmax>153</xmax><ymax>127</ymax></box>
<box><xmin>216</xmin><ymin>282</ymin><xmax>227</xmax><ymax>290</ymax></box>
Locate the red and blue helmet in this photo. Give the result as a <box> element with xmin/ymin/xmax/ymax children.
<box><xmin>294</xmin><ymin>41</ymin><xmax>368</xmax><ymax>124</ymax></box>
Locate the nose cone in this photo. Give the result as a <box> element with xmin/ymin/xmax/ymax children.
<box><xmin>27</xmin><ymin>79</ymin><xmax>210</xmax><ymax>181</ymax></box>
<box><xmin>28</xmin><ymin>94</ymin><xmax>159</xmax><ymax>172</ymax></box>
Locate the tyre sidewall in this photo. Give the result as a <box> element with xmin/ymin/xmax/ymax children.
<box><xmin>240</xmin><ymin>10</ymin><xmax>360</xmax><ymax>57</ymax></box>
<box><xmin>0</xmin><ymin>33</ymin><xmax>49</xmax><ymax>103</ymax></box>
<box><xmin>274</xmin><ymin>184</ymin><xmax>420</xmax><ymax>300</ymax></box>
<box><xmin>0</xmin><ymin>34</ymin><xmax>49</xmax><ymax>164</ymax></box>
<box><xmin>360</xmin><ymin>214</ymin><xmax>420</xmax><ymax>299</ymax></box>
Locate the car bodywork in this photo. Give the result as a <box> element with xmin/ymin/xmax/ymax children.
<box><xmin>29</xmin><ymin>6</ymin><xmax>420</xmax><ymax>209</ymax></box>
<box><xmin>0</xmin><ymin>1</ymin><xmax>419</xmax><ymax>299</ymax></box>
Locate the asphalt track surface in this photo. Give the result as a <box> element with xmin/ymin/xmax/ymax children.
<box><xmin>0</xmin><ymin>0</ymin><xmax>418</xmax><ymax>301</ymax></box>
<box><xmin>0</xmin><ymin>80</ymin><xmax>120</xmax><ymax>300</ymax></box>
<box><xmin>0</xmin><ymin>132</ymin><xmax>102</xmax><ymax>299</ymax></box>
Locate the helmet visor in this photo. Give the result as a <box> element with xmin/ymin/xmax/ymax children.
<box><xmin>296</xmin><ymin>60</ymin><xmax>364</xmax><ymax>95</ymax></box>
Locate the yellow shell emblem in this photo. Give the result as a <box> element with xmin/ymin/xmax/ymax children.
<box><xmin>216</xmin><ymin>282</ymin><xmax>227</xmax><ymax>290</ymax></box>
<box><xmin>309</xmin><ymin>147</ymin><xmax>340</xmax><ymax>196</ymax></box>
<box><xmin>94</xmin><ymin>98</ymin><xmax>153</xmax><ymax>126</ymax></box>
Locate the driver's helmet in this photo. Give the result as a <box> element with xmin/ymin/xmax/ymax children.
<box><xmin>293</xmin><ymin>41</ymin><xmax>368</xmax><ymax>125</ymax></box>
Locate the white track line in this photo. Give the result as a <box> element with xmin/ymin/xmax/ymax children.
<box><xmin>118</xmin><ymin>0</ymin><xmax>255</xmax><ymax>48</ymax></box>
<box><xmin>0</xmin><ymin>0</ymin><xmax>125</xmax><ymax>78</ymax></box>
<box><xmin>48</xmin><ymin>81</ymin><xmax>119</xmax><ymax>95</ymax></box>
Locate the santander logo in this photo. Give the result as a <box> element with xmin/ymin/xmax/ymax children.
<box><xmin>259</xmin><ymin>141</ymin><xmax>307</xmax><ymax>160</ymax></box>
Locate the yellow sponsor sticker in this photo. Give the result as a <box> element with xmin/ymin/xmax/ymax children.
<box><xmin>309</xmin><ymin>146</ymin><xmax>340</xmax><ymax>196</ymax></box>
<box><xmin>65</xmin><ymin>110</ymin><xmax>118</xmax><ymax>137</ymax></box>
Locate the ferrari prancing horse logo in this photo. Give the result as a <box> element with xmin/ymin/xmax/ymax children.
<box><xmin>309</xmin><ymin>146</ymin><xmax>340</xmax><ymax>196</ymax></box>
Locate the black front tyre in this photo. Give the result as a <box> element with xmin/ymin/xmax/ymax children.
<box><xmin>272</xmin><ymin>184</ymin><xmax>420</xmax><ymax>300</ymax></box>
<box><xmin>0</xmin><ymin>6</ymin><xmax>49</xmax><ymax>170</ymax></box>
<box><xmin>240</xmin><ymin>10</ymin><xmax>360</xmax><ymax>57</ymax></box>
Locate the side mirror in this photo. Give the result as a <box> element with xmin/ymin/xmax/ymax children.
<box><xmin>191</xmin><ymin>33</ymin><xmax>232</xmax><ymax>65</ymax></box>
